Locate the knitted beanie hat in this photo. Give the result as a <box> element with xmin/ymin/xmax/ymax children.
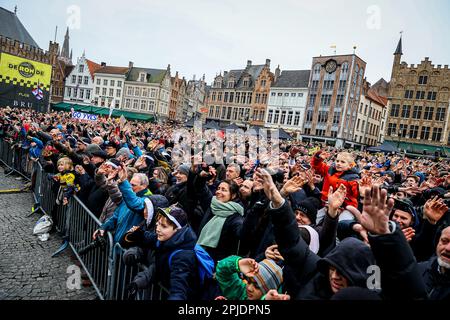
<box><xmin>253</xmin><ymin>259</ymin><xmax>283</xmax><ymax>295</ymax></box>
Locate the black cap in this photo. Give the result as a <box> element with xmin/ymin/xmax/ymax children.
<box><xmin>293</xmin><ymin>197</ymin><xmax>320</xmax><ymax>225</ymax></box>
<box><xmin>90</xmin><ymin>149</ymin><xmax>108</xmax><ymax>159</ymax></box>
<box><xmin>157</xmin><ymin>206</ymin><xmax>188</xmax><ymax>229</ymax></box>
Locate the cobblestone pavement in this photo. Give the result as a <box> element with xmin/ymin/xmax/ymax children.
<box><xmin>0</xmin><ymin>167</ymin><xmax>97</xmax><ymax>300</ymax></box>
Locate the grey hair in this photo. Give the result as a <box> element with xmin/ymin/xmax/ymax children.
<box><xmin>228</xmin><ymin>163</ymin><xmax>241</xmax><ymax>175</ymax></box>
<box><xmin>133</xmin><ymin>173</ymin><xmax>149</xmax><ymax>187</ymax></box>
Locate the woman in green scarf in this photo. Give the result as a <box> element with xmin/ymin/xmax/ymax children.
<box><xmin>197</xmin><ymin>180</ymin><xmax>245</xmax><ymax>263</ymax></box>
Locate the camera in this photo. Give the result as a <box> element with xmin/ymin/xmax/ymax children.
<box><xmin>78</xmin><ymin>235</ymin><xmax>107</xmax><ymax>256</ymax></box>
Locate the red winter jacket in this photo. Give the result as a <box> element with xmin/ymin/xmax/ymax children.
<box><xmin>311</xmin><ymin>152</ymin><xmax>360</xmax><ymax>208</ymax></box>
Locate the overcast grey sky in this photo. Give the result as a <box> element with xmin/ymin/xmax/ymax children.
<box><xmin>3</xmin><ymin>0</ymin><xmax>450</xmax><ymax>85</ymax></box>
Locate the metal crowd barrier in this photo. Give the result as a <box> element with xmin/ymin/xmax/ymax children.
<box><xmin>0</xmin><ymin>139</ymin><xmax>33</xmax><ymax>179</ymax></box>
<box><xmin>67</xmin><ymin>196</ymin><xmax>114</xmax><ymax>300</ymax></box>
<box><xmin>1</xmin><ymin>138</ymin><xmax>164</xmax><ymax>300</ymax></box>
<box><xmin>110</xmin><ymin>244</ymin><xmax>167</xmax><ymax>301</ymax></box>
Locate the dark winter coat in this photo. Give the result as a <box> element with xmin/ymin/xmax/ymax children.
<box><xmin>141</xmin><ymin>226</ymin><xmax>200</xmax><ymax>300</ymax></box>
<box><xmin>418</xmin><ymin>257</ymin><xmax>450</xmax><ymax>300</ymax></box>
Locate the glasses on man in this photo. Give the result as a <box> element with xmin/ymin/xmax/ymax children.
<box><xmin>131</xmin><ymin>183</ymin><xmax>140</xmax><ymax>187</ymax></box>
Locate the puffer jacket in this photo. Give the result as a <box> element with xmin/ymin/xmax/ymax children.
<box><xmin>100</xmin><ymin>180</ymin><xmax>151</xmax><ymax>243</ymax></box>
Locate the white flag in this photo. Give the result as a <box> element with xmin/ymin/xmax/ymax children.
<box><xmin>109</xmin><ymin>99</ymin><xmax>115</xmax><ymax>118</ymax></box>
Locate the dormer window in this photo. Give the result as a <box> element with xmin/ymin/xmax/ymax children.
<box><xmin>139</xmin><ymin>73</ymin><xmax>146</xmax><ymax>82</ymax></box>
<box><xmin>243</xmin><ymin>78</ymin><xmax>249</xmax><ymax>87</ymax></box>
<box><xmin>228</xmin><ymin>81</ymin><xmax>234</xmax><ymax>88</ymax></box>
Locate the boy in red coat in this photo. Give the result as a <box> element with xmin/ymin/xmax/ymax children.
<box><xmin>311</xmin><ymin>151</ymin><xmax>360</xmax><ymax>222</ymax></box>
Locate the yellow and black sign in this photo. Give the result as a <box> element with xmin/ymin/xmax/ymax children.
<box><xmin>0</xmin><ymin>53</ymin><xmax>52</xmax><ymax>111</ymax></box>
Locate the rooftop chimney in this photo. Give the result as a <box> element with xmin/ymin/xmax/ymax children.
<box><xmin>129</xmin><ymin>61</ymin><xmax>134</xmax><ymax>69</ymax></box>
<box><xmin>247</xmin><ymin>60</ymin><xmax>252</xmax><ymax>67</ymax></box>
<box><xmin>101</xmin><ymin>62</ymin><xmax>106</xmax><ymax>67</ymax></box>
<box><xmin>266</xmin><ymin>59</ymin><xmax>271</xmax><ymax>67</ymax></box>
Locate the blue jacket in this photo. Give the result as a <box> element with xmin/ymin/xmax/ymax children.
<box><xmin>29</xmin><ymin>137</ymin><xmax>43</xmax><ymax>159</ymax></box>
<box><xmin>101</xmin><ymin>180</ymin><xmax>151</xmax><ymax>243</ymax></box>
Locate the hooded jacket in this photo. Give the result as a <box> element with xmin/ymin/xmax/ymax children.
<box><xmin>141</xmin><ymin>226</ymin><xmax>200</xmax><ymax>300</ymax></box>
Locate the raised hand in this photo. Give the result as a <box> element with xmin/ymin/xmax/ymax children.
<box><xmin>402</xmin><ymin>227</ymin><xmax>416</xmax><ymax>242</ymax></box>
<box><xmin>265</xmin><ymin>290</ymin><xmax>291</xmax><ymax>301</ymax></box>
<box><xmin>117</xmin><ymin>164</ymin><xmax>128</xmax><ymax>183</ymax></box>
<box><xmin>350</xmin><ymin>185</ymin><xmax>394</xmax><ymax>235</ymax></box>
<box><xmin>280</xmin><ymin>175</ymin><xmax>306</xmax><ymax>197</ymax></box>
<box><xmin>319</xmin><ymin>151</ymin><xmax>331</xmax><ymax>161</ymax></box>
<box><xmin>265</xmin><ymin>244</ymin><xmax>284</xmax><ymax>262</ymax></box>
<box><xmin>358</xmin><ymin>176</ymin><xmax>372</xmax><ymax>196</ymax></box>
<box><xmin>255</xmin><ymin>168</ymin><xmax>283</xmax><ymax>208</ymax></box>
<box><xmin>424</xmin><ymin>196</ymin><xmax>449</xmax><ymax>225</ymax></box>
<box><xmin>238</xmin><ymin>258</ymin><xmax>259</xmax><ymax>277</ymax></box>
<box><xmin>328</xmin><ymin>184</ymin><xmax>347</xmax><ymax>218</ymax></box>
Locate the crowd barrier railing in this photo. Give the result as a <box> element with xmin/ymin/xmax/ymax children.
<box><xmin>1</xmin><ymin>138</ymin><xmax>164</xmax><ymax>300</ymax></box>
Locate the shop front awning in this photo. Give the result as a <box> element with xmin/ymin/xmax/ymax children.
<box><xmin>51</xmin><ymin>102</ymin><xmax>155</xmax><ymax>122</ymax></box>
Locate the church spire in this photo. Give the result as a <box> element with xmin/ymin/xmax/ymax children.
<box><xmin>61</xmin><ymin>27</ymin><xmax>71</xmax><ymax>59</ymax></box>
<box><xmin>394</xmin><ymin>33</ymin><xmax>403</xmax><ymax>55</ymax></box>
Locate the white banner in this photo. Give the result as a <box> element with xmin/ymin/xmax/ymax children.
<box><xmin>72</xmin><ymin>111</ymin><xmax>98</xmax><ymax>122</ymax></box>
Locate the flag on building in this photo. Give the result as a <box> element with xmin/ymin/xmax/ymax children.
<box><xmin>32</xmin><ymin>82</ymin><xmax>44</xmax><ymax>100</ymax></box>
<box><xmin>109</xmin><ymin>99</ymin><xmax>115</xmax><ymax>118</ymax></box>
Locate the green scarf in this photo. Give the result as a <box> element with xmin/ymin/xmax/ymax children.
<box><xmin>197</xmin><ymin>197</ymin><xmax>244</xmax><ymax>249</ymax></box>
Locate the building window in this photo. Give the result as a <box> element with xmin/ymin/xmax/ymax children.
<box><xmin>217</xmin><ymin>92</ymin><xmax>223</xmax><ymax>102</ymax></box>
<box><xmin>436</xmin><ymin>107</ymin><xmax>446</xmax><ymax>121</ymax></box>
<box><xmin>294</xmin><ymin>112</ymin><xmax>301</xmax><ymax>126</ymax></box>
<box><xmin>390</xmin><ymin>104</ymin><xmax>400</xmax><ymax>117</ymax></box>
<box><xmin>420</xmin><ymin>126</ymin><xmax>430</xmax><ymax>140</ymax></box>
<box><xmin>323</xmin><ymin>80</ymin><xmax>334</xmax><ymax>91</ymax></box>
<box><xmin>320</xmin><ymin>94</ymin><xmax>332</xmax><ymax>107</ymax></box>
<box><xmin>67</xmin><ymin>87</ymin><xmax>72</xmax><ymax>97</ymax></box>
<box><xmin>277</xmin><ymin>92</ymin><xmax>283</xmax><ymax>97</ymax></box>
<box><xmin>261</xmin><ymin>80</ymin><xmax>266</xmax><ymax>88</ymax></box>
<box><xmin>246</xmin><ymin>93</ymin><xmax>252</xmax><ymax>104</ymax></box>
<box><xmin>255</xmin><ymin>93</ymin><xmax>261</xmax><ymax>104</ymax></box>
<box><xmin>432</xmin><ymin>128</ymin><xmax>443</xmax><ymax>142</ymax></box>
<box><xmin>408</xmin><ymin>125</ymin><xmax>419</xmax><ymax>139</ymax></box>
<box><xmin>224</xmin><ymin>92</ymin><xmax>229</xmax><ymax>103</ymax></box>
<box><xmin>357</xmin><ymin>119</ymin><xmax>360</xmax><ymax>130</ymax></box>
<box><xmin>271</xmin><ymin>92</ymin><xmax>276</xmax><ymax>97</ymax></box>
<box><xmin>84</xmin><ymin>76</ymin><xmax>89</xmax><ymax>85</ymax></box>
<box><xmin>140</xmin><ymin>100</ymin><xmax>147</xmax><ymax>110</ymax></box>
<box><xmin>104</xmin><ymin>79</ymin><xmax>108</xmax><ymax>86</ymax></box>
<box><xmin>133</xmin><ymin>100</ymin><xmax>138</xmax><ymax>109</ymax></box>
<box><xmin>125</xmin><ymin>99</ymin><xmax>131</xmax><ymax>109</ymax></box>
<box><xmin>232</xmin><ymin>108</ymin><xmax>238</xmax><ymax>120</ymax></box>
<box><xmin>109</xmin><ymin>88</ymin><xmax>114</xmax><ymax>97</ymax></box>
<box><xmin>424</xmin><ymin>106</ymin><xmax>434</xmax><ymax>120</ymax></box>
<box><xmin>318</xmin><ymin>111</ymin><xmax>328</xmax><ymax>123</ymax></box>
<box><xmin>96</xmin><ymin>78</ymin><xmax>101</xmax><ymax>85</ymax></box>
<box><xmin>313</xmin><ymin>63</ymin><xmax>321</xmax><ymax>75</ymax></box>
<box><xmin>149</xmin><ymin>101</ymin><xmax>155</xmax><ymax>111</ymax></box>
<box><xmin>115</xmin><ymin>100</ymin><xmax>120</xmax><ymax>108</ymax></box>
<box><xmin>135</xmin><ymin>87</ymin><xmax>140</xmax><ymax>96</ymax></box>
<box><xmin>79</xmin><ymin>65</ymin><xmax>84</xmax><ymax>73</ymax></box>
<box><xmin>306</xmin><ymin>110</ymin><xmax>313</xmax><ymax>122</ymax></box>
<box><xmin>333</xmin><ymin>112</ymin><xmax>340</xmax><ymax>125</ymax></box>
<box><xmin>74</xmin><ymin>88</ymin><xmax>78</xmax><ymax>97</ymax></box>
<box><xmin>227</xmin><ymin>81</ymin><xmax>234</xmax><ymax>88</ymax></box>
<box><xmin>243</xmin><ymin>79</ymin><xmax>249</xmax><ymax>87</ymax></box>
<box><xmin>95</xmin><ymin>87</ymin><xmax>100</xmax><ymax>95</ymax></box>
<box><xmin>140</xmin><ymin>73</ymin><xmax>146</xmax><ymax>82</ymax></box>
<box><xmin>226</xmin><ymin>107</ymin><xmax>232</xmax><ymax>120</ymax></box>
<box><xmin>412</xmin><ymin>106</ymin><xmax>422</xmax><ymax>119</ymax></box>
<box><xmin>404</xmin><ymin>90</ymin><xmax>414</xmax><ymax>99</ymax></box>
<box><xmin>230</xmin><ymin>92</ymin><xmax>234</xmax><ymax>103</ymax></box>
<box><xmin>262</xmin><ymin>94</ymin><xmax>267</xmax><ymax>104</ymax></box>
<box><xmin>267</xmin><ymin>110</ymin><xmax>274</xmax><ymax>123</ymax></box>
<box><xmin>273</xmin><ymin>110</ymin><xmax>280</xmax><ymax>124</ymax></box>
<box><xmin>364</xmin><ymin>105</ymin><xmax>368</xmax><ymax>116</ymax></box>
<box><xmin>416</xmin><ymin>91</ymin><xmax>425</xmax><ymax>99</ymax></box>
<box><xmin>80</xmin><ymin>89</ymin><xmax>84</xmax><ymax>99</ymax></box>
<box><xmin>291</xmin><ymin>93</ymin><xmax>296</xmax><ymax>97</ymax></box>
<box><xmin>401</xmin><ymin>105</ymin><xmax>411</xmax><ymax>118</ymax></box>
<box><xmin>115</xmin><ymin>89</ymin><xmax>121</xmax><ymax>98</ymax></box>
<box><xmin>142</xmin><ymin>88</ymin><xmax>148</xmax><ymax>97</ymax></box>
<box><xmin>117</xmin><ymin>81</ymin><xmax>122</xmax><ymax>87</ymax></box>
<box><xmin>86</xmin><ymin>90</ymin><xmax>91</xmax><ymax>100</ymax></box>
<box><xmin>221</xmin><ymin>107</ymin><xmax>226</xmax><ymax>119</ymax></box>
<box><xmin>77</xmin><ymin>76</ymin><xmax>82</xmax><ymax>84</ymax></box>
<box><xmin>387</xmin><ymin>123</ymin><xmax>397</xmax><ymax>136</ymax></box>
<box><xmin>151</xmin><ymin>89</ymin><xmax>156</xmax><ymax>98</ymax></box>
<box><xmin>287</xmin><ymin>111</ymin><xmax>293</xmax><ymax>125</ymax></box>
<box><xmin>280</xmin><ymin>111</ymin><xmax>287</xmax><ymax>124</ymax></box>
<box><xmin>399</xmin><ymin>124</ymin><xmax>408</xmax><ymax>137</ymax></box>
<box><xmin>418</xmin><ymin>75</ymin><xmax>428</xmax><ymax>85</ymax></box>
<box><xmin>427</xmin><ymin>91</ymin><xmax>437</xmax><ymax>101</ymax></box>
